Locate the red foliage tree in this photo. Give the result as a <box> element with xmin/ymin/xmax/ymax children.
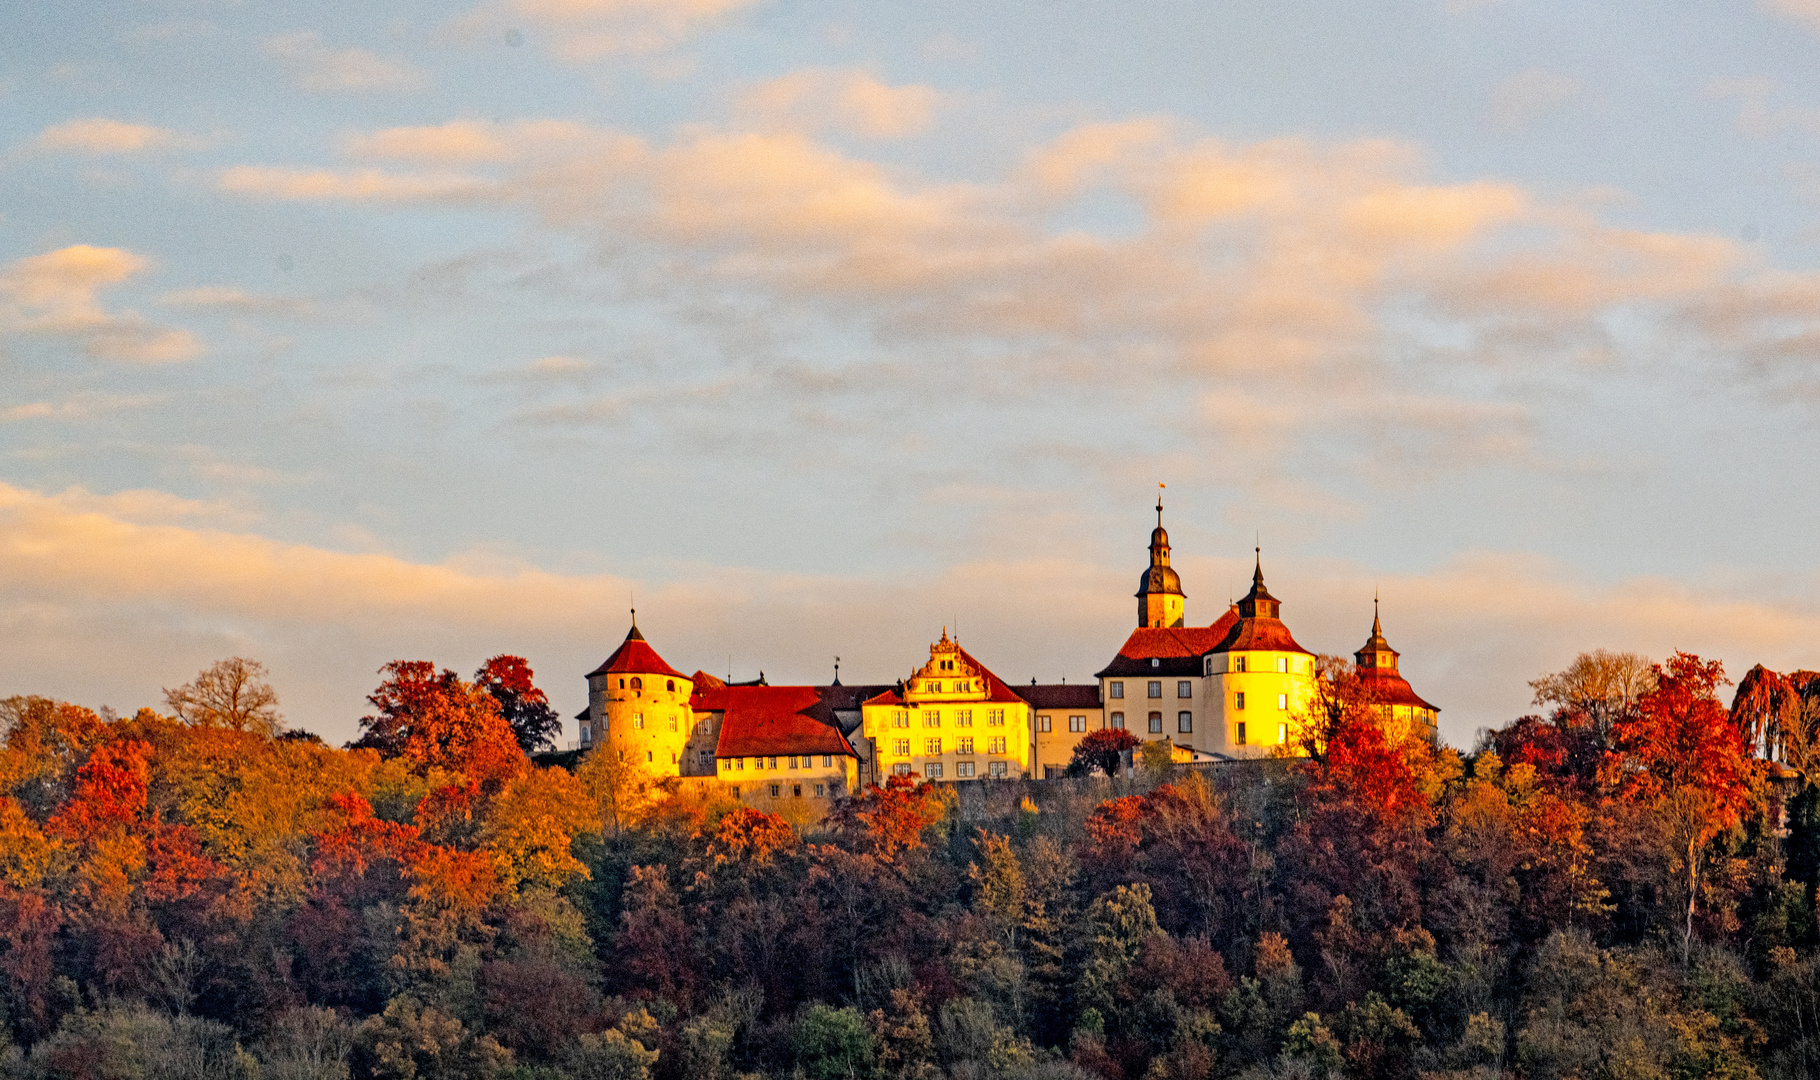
<box><xmin>474</xmin><ymin>655</ymin><xmax>561</xmax><ymax>755</ymax></box>
<box><xmin>830</xmin><ymin>774</ymin><xmax>946</xmax><ymax>861</ymax></box>
<box><xmin>1068</xmin><ymin>728</ymin><xmax>1142</xmax><ymax>778</ymax></box>
<box><xmin>1601</xmin><ymin>651</ymin><xmax>1757</xmax><ymax>959</ymax></box>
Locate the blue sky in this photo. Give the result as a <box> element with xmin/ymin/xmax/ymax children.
<box><xmin>3</xmin><ymin>0</ymin><xmax>1819</xmax><ymax>746</ymax></box>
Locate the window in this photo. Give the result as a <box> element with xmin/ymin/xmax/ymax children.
<box><xmin>1177</xmin><ymin>681</ymin><xmax>1192</xmax><ymax>698</ymax></box>
<box><xmin>926</xmin><ymin>738</ymin><xmax>942</xmax><ymax>755</ymax></box>
<box><xmin>1277</xmin><ymin>657</ymin><xmax>1289</xmax><ymax>673</ymax></box>
<box><xmin>770</xmin><ymin>784</ymin><xmax>780</xmax><ymax>797</ymax></box>
<box><xmin>1237</xmin><ymin>723</ymin><xmax>1247</xmax><ymax>745</ymax></box>
<box><xmin>1038</xmin><ymin>715</ymin><xmax>1052</xmax><ymax>733</ymax></box>
<box><xmin>988</xmin><ymin>761</ymin><xmax>1008</xmax><ymax>778</ymax></box>
<box><xmin>892</xmin><ymin>763</ymin><xmax>912</xmax><ymax>776</ymax></box>
<box><xmin>1148</xmin><ymin>680</ymin><xmax>1162</xmax><ymax>698</ymax></box>
<box><xmin>720</xmin><ymin>758</ymin><xmax>729</xmax><ymax>771</ymax></box>
<box><xmin>1178</xmin><ymin>711</ymin><xmax>1193</xmax><ymax>733</ymax></box>
<box><xmin>815</xmin><ymin>783</ymin><xmax>826</xmax><ymax>797</ymax></box>
<box><xmin>667</xmin><ymin>679</ymin><xmax>675</xmax><ymax>691</ymax></box>
<box><xmin>1149</xmin><ymin>711</ymin><xmax>1163</xmax><ymax>733</ymax></box>
<box><xmin>958</xmin><ymin>681</ymin><xmax>970</xmax><ymax>692</ymax></box>
<box><xmin>768</xmin><ymin>757</ymin><xmax>778</xmax><ymax>769</ymax></box>
<box><xmin>924</xmin><ymin>710</ymin><xmax>941</xmax><ymax>728</ymax></box>
<box><xmin>926</xmin><ymin>763</ymin><xmax>944</xmax><ymax>779</ymax></box>
<box><xmin>732</xmin><ymin>786</ymin><xmax>740</xmax><ymax>797</ymax></box>
<box><xmin>1205</xmin><ymin>657</ymin><xmax>1215</xmax><ymax>676</ymax></box>
<box><xmin>988</xmin><ymin>736</ymin><xmax>1006</xmax><ymax>754</ymax></box>
<box><xmin>893</xmin><ymin>710</ymin><xmax>908</xmax><ymax>728</ymax></box>
<box><xmin>580</xmin><ymin>724</ymin><xmax>591</xmax><ymax>743</ymax></box>
<box><xmin>793</xmin><ymin>785</ymin><xmax>802</xmax><ymax>797</ymax></box>
<box><xmin>634</xmin><ymin>714</ymin><xmax>645</xmax><ymax>729</ymax></box>
<box><xmin>1151</xmin><ymin>658</ymin><xmax>1160</xmax><ymax>668</ymax></box>
<box><xmin>1110</xmin><ymin>681</ymin><xmax>1124</xmax><ymax>699</ymax></box>
<box><xmin>1110</xmin><ymin>712</ymin><xmax>1125</xmax><ymax>729</ymax></box>
<box><xmin>646</xmin><ymin>751</ymin><xmax>652</xmax><ymax>762</ymax></box>
<box><xmin>736</xmin><ymin>757</ymin><xmax>745</xmax><ymax>770</ymax></box>
<box><xmin>700</xmin><ymin>750</ymin><xmax>713</xmax><ymax>765</ymax></box>
<box><xmin>823</xmin><ymin>755</ymin><xmax>833</xmax><ymax>767</ymax></box>
<box><xmin>788</xmin><ymin>756</ymin><xmax>799</xmax><ymax>769</ymax></box>
<box><xmin>931</xmin><ymin>682</ymin><xmax>942</xmax><ymax>693</ymax></box>
<box><xmin>988</xmin><ymin>710</ymin><xmax>1005</xmax><ymax>726</ymax></box>
<box><xmin>1277</xmin><ymin>723</ymin><xmax>1288</xmax><ymax>744</ymax></box>
<box><xmin>956</xmin><ymin>710</ymin><xmax>973</xmax><ymax>727</ymax></box>
<box><xmin>1069</xmin><ymin>715</ymin><xmax>1087</xmax><ymax>733</ymax></box>
<box><xmin>1234</xmin><ymin>656</ymin><xmax>1246</xmax><ymax>673</ymax></box>
<box><xmin>956</xmin><ymin>761</ymin><xmax>976</xmax><ymax>778</ymax></box>
<box><xmin>1278</xmin><ymin>694</ymin><xmax>1289</xmax><ymax>710</ymax></box>
<box><xmin>957</xmin><ymin>737</ymin><xmax>975</xmax><ymax>754</ymax></box>
<box><xmin>668</xmin><ymin>716</ymin><xmax>677</xmax><ymax>731</ymax></box>
<box><xmin>893</xmin><ymin>739</ymin><xmax>910</xmax><ymax>755</ymax></box>
<box><xmin>670</xmin><ymin>752</ymin><xmax>676</xmax><ymax>764</ymax></box>
<box><xmin>618</xmin><ymin>678</ymin><xmax>625</xmax><ymax>689</ymax></box>
<box><xmin>631</xmin><ymin>677</ymin><xmax>643</xmax><ymax>690</ymax></box>
<box><xmin>1235</xmin><ymin>692</ymin><xmax>1246</xmax><ymax>710</ymax></box>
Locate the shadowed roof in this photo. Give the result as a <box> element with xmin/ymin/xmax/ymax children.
<box><xmin>1095</xmin><ymin>607</ymin><xmax>1241</xmax><ymax>678</ymax></box>
<box><xmin>1020</xmin><ymin>684</ymin><xmax>1102</xmax><ymax>710</ymax></box>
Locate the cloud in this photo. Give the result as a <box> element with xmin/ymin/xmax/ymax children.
<box><xmin>219</xmin><ymin>166</ymin><xmax>490</xmax><ymax>202</ymax></box>
<box><xmin>734</xmin><ymin>69</ymin><xmax>944</xmax><ymax>138</ymax></box>
<box><xmin>457</xmin><ymin>0</ymin><xmax>762</xmax><ymax>60</ymax></box>
<box><xmin>0</xmin><ymin>245</ymin><xmax>199</xmax><ymax>363</ymax></box>
<box><xmin>0</xmin><ymin>393</ymin><xmax>161</xmax><ymax>424</ymax></box>
<box><xmin>264</xmin><ymin>32</ymin><xmax>427</xmax><ymax>92</ymax></box>
<box><xmin>32</xmin><ymin>118</ymin><xmax>181</xmax><ymax>154</ymax></box>
<box><xmin>1763</xmin><ymin>0</ymin><xmax>1820</xmax><ymax>36</ymax></box>
<box><xmin>0</xmin><ymin>477</ymin><xmax>1813</xmax><ymax>747</ymax></box>
<box><xmin>1489</xmin><ymin>69</ymin><xmax>1583</xmax><ymax>130</ymax></box>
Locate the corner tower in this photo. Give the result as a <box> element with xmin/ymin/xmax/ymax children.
<box><xmin>585</xmin><ymin>614</ymin><xmax>695</xmax><ymax>775</ymax></box>
<box><xmin>1352</xmin><ymin>599</ymin><xmax>1440</xmax><ymax>744</ymax></box>
<box><xmin>1136</xmin><ymin>496</ymin><xmax>1186</xmax><ymax>628</ymax></box>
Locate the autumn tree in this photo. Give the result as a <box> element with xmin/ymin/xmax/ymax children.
<box><xmin>1066</xmin><ymin>728</ymin><xmax>1140</xmax><ymax>778</ymax></box>
<box><xmin>163</xmin><ymin>657</ymin><xmax>283</xmax><ymax>736</ymax></box>
<box><xmin>353</xmin><ymin>661</ymin><xmax>525</xmax><ymax>787</ymax></box>
<box><xmin>1601</xmin><ymin>652</ymin><xmax>1756</xmax><ymax>961</ymax></box>
<box><xmin>474</xmin><ymin>655</ymin><xmax>561</xmax><ymax>755</ymax></box>
<box><xmin>1529</xmin><ymin>649</ymin><xmax>1656</xmax><ymax>737</ymax></box>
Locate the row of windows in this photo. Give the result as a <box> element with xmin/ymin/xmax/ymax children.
<box><xmin>616</xmin><ymin>677</ymin><xmax>678</xmax><ymax>692</ymax></box>
<box><xmin>719</xmin><ymin>754</ymin><xmax>837</xmax><ymax>771</ymax></box>
<box><xmin>1035</xmin><ymin>715</ymin><xmax>1089</xmax><ymax>733</ymax></box>
<box><xmin>889</xmin><ymin>708</ymin><xmax>1006</xmax><ymax>729</ymax></box>
<box><xmin>1209</xmin><ymin>656</ymin><xmax>1297</xmax><ymax>675</ymax></box>
<box><xmin>891</xmin><ymin>738</ymin><xmax>1007</xmax><ymax>755</ymax></box>
<box><xmin>732</xmin><ymin>782</ymin><xmax>841</xmax><ymax>798</ymax></box>
<box><xmin>630</xmin><ymin>713</ymin><xmax>680</xmax><ymax>731</ymax></box>
<box><xmin>1232</xmin><ymin>693</ymin><xmax>1290</xmax><ymax>711</ymax></box>
<box><xmin>1105</xmin><ymin>658</ymin><xmax>1302</xmax><ymax>697</ymax></box>
<box><xmin>894</xmin><ymin>761</ymin><xmax>1009</xmax><ymax>779</ymax></box>
<box><xmin>914</xmin><ymin>680</ymin><xmax>974</xmax><ymax>694</ymax></box>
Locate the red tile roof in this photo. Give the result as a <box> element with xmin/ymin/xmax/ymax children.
<box><xmin>587</xmin><ymin>625</ymin><xmax>685</xmax><ymax>680</ymax></box>
<box><xmin>1208</xmin><ymin>616</ymin><xmax>1311</xmax><ymax>655</ymax></box>
<box><xmin>1357</xmin><ymin>668</ymin><xmax>1439</xmax><ymax>712</ymax></box>
<box><xmin>697</xmin><ymin>685</ymin><xmax>859</xmax><ymax>759</ymax></box>
<box><xmin>1095</xmin><ymin>608</ymin><xmax>1240</xmax><ymax>678</ymax></box>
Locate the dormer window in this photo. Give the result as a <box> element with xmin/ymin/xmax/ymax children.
<box><xmin>667</xmin><ymin>679</ymin><xmax>676</xmax><ymax>691</ymax></box>
<box><xmin>1150</xmin><ymin>658</ymin><xmax>1160</xmax><ymax>668</ymax></box>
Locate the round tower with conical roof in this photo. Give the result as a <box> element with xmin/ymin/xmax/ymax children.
<box><xmin>585</xmin><ymin>613</ymin><xmax>696</xmax><ymax>775</ymax></box>
<box><xmin>1136</xmin><ymin>496</ymin><xmax>1187</xmax><ymax>628</ymax></box>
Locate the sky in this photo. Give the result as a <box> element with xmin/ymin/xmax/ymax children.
<box><xmin>3</xmin><ymin>0</ymin><xmax>1820</xmax><ymax>748</ymax></box>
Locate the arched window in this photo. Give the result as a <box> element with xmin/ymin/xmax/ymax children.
<box><xmin>630</xmin><ymin>677</ymin><xmax>642</xmax><ymax>691</ymax></box>
<box><xmin>666</xmin><ymin>679</ymin><xmax>675</xmax><ymax>692</ymax></box>
<box><xmin>618</xmin><ymin>678</ymin><xmax>625</xmax><ymax>689</ymax></box>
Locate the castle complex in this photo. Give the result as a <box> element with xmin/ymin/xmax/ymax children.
<box><xmin>578</xmin><ymin>502</ymin><xmax>1439</xmax><ymax>815</ymax></box>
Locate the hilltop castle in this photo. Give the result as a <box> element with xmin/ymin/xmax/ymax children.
<box><xmin>577</xmin><ymin>501</ymin><xmax>1438</xmax><ymax>815</ymax></box>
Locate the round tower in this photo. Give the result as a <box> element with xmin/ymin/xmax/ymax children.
<box><xmin>1136</xmin><ymin>496</ymin><xmax>1187</xmax><ymax>628</ymax></box>
<box><xmin>585</xmin><ymin>614</ymin><xmax>694</xmax><ymax>775</ymax></box>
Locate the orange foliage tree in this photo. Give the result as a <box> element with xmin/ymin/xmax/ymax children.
<box><xmin>354</xmin><ymin>662</ymin><xmax>525</xmax><ymax>788</ymax></box>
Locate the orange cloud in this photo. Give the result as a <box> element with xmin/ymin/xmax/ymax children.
<box><xmin>0</xmin><ymin>245</ymin><xmax>199</xmax><ymax>363</ymax></box>
<box><xmin>734</xmin><ymin>69</ymin><xmax>944</xmax><ymax>138</ymax></box>
<box><xmin>264</xmin><ymin>32</ymin><xmax>427</xmax><ymax>92</ymax></box>
<box><xmin>33</xmin><ymin>118</ymin><xmax>181</xmax><ymax>154</ymax></box>
<box><xmin>458</xmin><ymin>0</ymin><xmax>762</xmax><ymax>60</ymax></box>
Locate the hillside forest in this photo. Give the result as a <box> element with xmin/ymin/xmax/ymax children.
<box><xmin>0</xmin><ymin>649</ymin><xmax>1818</xmax><ymax>1080</ymax></box>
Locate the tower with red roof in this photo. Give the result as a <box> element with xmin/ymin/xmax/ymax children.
<box><xmin>584</xmin><ymin>615</ymin><xmax>697</xmax><ymax>775</ymax></box>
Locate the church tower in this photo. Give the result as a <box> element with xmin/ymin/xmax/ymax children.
<box><xmin>1136</xmin><ymin>496</ymin><xmax>1187</xmax><ymax>628</ymax></box>
<box><xmin>585</xmin><ymin>614</ymin><xmax>695</xmax><ymax>775</ymax></box>
<box><xmin>1351</xmin><ymin>599</ymin><xmax>1440</xmax><ymax>743</ymax></box>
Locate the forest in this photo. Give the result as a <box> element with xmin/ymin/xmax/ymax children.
<box><xmin>0</xmin><ymin>647</ymin><xmax>1817</xmax><ymax>1080</ymax></box>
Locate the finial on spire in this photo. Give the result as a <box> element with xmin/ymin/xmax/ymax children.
<box><xmin>1253</xmin><ymin>538</ymin><xmax>1264</xmax><ymax>588</ymax></box>
<box><xmin>1372</xmin><ymin>593</ymin><xmax>1382</xmax><ymax>637</ymax></box>
<box><xmin>832</xmin><ymin>656</ymin><xmax>842</xmax><ymax>686</ymax></box>
<box><xmin>1157</xmin><ymin>482</ymin><xmax>1165</xmax><ymax>526</ymax></box>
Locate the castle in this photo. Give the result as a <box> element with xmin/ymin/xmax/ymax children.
<box><xmin>578</xmin><ymin>501</ymin><xmax>1439</xmax><ymax>814</ymax></box>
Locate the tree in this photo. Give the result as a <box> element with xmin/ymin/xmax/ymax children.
<box><xmin>797</xmin><ymin>1003</ymin><xmax>877</xmax><ymax>1080</ymax></box>
<box><xmin>473</xmin><ymin>655</ymin><xmax>561</xmax><ymax>755</ymax></box>
<box><xmin>1602</xmin><ymin>652</ymin><xmax>1756</xmax><ymax>961</ymax></box>
<box><xmin>164</xmin><ymin>657</ymin><xmax>283</xmax><ymax>736</ymax></box>
<box><xmin>1529</xmin><ymin>649</ymin><xmax>1655</xmax><ymax>738</ymax></box>
<box><xmin>353</xmin><ymin>662</ymin><xmax>525</xmax><ymax>786</ymax></box>
<box><xmin>1066</xmin><ymin>728</ymin><xmax>1140</xmax><ymax>778</ymax></box>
